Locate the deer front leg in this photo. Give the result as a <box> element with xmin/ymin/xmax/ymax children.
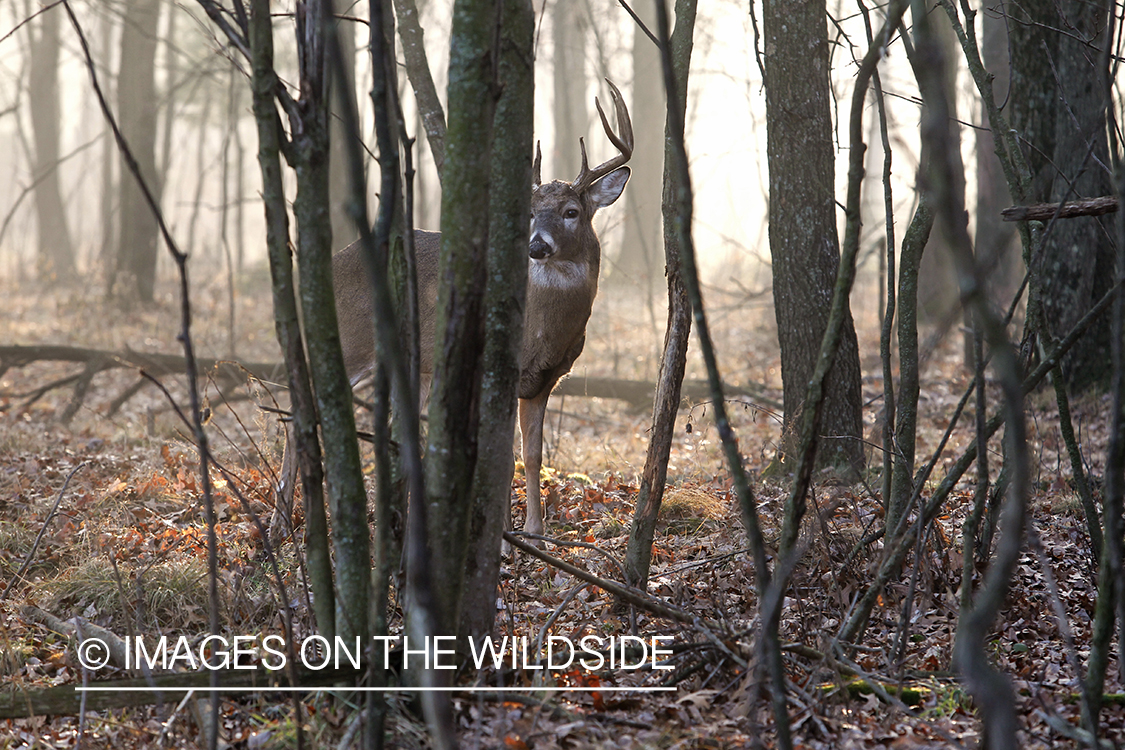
<box><xmin>518</xmin><ymin>390</ymin><xmax>552</xmax><ymax>536</ymax></box>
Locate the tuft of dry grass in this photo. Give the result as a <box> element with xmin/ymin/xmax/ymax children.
<box><xmin>33</xmin><ymin>558</ymin><xmax>211</xmax><ymax>630</ymax></box>
<box><xmin>660</xmin><ymin>486</ymin><xmax>725</xmax><ymax>521</ymax></box>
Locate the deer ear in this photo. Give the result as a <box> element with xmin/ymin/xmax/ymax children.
<box><xmin>587</xmin><ymin>167</ymin><xmax>630</xmax><ymax>209</ymax></box>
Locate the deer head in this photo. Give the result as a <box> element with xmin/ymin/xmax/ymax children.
<box><xmin>526</xmin><ymin>79</ymin><xmax>633</xmax><ymax>277</ymax></box>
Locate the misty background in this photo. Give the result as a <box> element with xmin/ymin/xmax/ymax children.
<box><xmin>0</xmin><ymin>0</ymin><xmax>952</xmax><ymax>367</ymax></box>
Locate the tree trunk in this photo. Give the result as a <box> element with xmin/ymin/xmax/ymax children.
<box><xmin>247</xmin><ymin>0</ymin><xmax>335</xmax><ymax>642</ymax></box>
<box><xmin>551</xmin><ymin>1</ymin><xmax>587</xmax><ymax>180</ymax></box>
<box><xmin>395</xmin><ymin>0</ymin><xmax>446</xmax><ymax>178</ymax></box>
<box><xmin>99</xmin><ymin>10</ymin><xmax>118</xmax><ymax>287</ymax></box>
<box><xmin>614</xmin><ymin>0</ymin><xmax>664</xmax><ymax>289</ymax></box>
<box><xmin>293</xmin><ymin>0</ymin><xmax>370</xmax><ymax>644</ymax></box>
<box><xmin>158</xmin><ymin>6</ymin><xmax>178</xmax><ymax>195</ymax></box>
<box><xmin>887</xmin><ymin>199</ymin><xmax>933</xmax><ymax>532</ymax></box>
<box><xmin>460</xmin><ymin>0</ymin><xmax>534</xmax><ymax>642</ymax></box>
<box><xmin>329</xmin><ymin>14</ymin><xmax>358</xmax><ymax>246</ymax></box>
<box><xmin>916</xmin><ymin>11</ymin><xmax>963</xmax><ymax>330</ymax></box>
<box><xmin>763</xmin><ymin>0</ymin><xmax>865</xmax><ymax>473</ymax></box>
<box><xmin>973</xmin><ymin>9</ymin><xmax>1017</xmax><ymax>301</ymax></box>
<box><xmin>1010</xmin><ymin>0</ymin><xmax>1114</xmax><ymax>389</ymax></box>
<box><xmin>624</xmin><ymin>0</ymin><xmax>697</xmax><ymax>591</ymax></box>
<box><xmin>115</xmin><ymin>0</ymin><xmax>162</xmax><ymax>303</ymax></box>
<box><xmin>425</xmin><ymin>0</ymin><xmax>497</xmax><ymax>639</ymax></box>
<box><xmin>28</xmin><ymin>6</ymin><xmax>75</xmax><ymax>283</ymax></box>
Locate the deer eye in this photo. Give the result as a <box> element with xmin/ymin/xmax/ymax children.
<box><xmin>564</xmin><ymin>208</ymin><xmax>580</xmax><ymax>219</ymax></box>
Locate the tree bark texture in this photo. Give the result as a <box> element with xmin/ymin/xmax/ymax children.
<box><xmin>460</xmin><ymin>0</ymin><xmax>534</xmax><ymax>642</ymax></box>
<box><xmin>763</xmin><ymin>0</ymin><xmax>865</xmax><ymax>473</ymax></box>
<box><xmin>1009</xmin><ymin>0</ymin><xmax>1114</xmax><ymax>389</ymax></box>
<box><xmin>425</xmin><ymin>0</ymin><xmax>497</xmax><ymax>638</ymax></box>
<box><xmin>115</xmin><ymin>0</ymin><xmax>162</xmax><ymax>303</ymax></box>
<box><xmin>293</xmin><ymin>0</ymin><xmax>370</xmax><ymax>643</ymax></box>
<box><xmin>887</xmin><ymin>199</ymin><xmax>933</xmax><ymax>532</ymax></box>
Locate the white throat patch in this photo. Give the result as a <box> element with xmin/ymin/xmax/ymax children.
<box><xmin>530</xmin><ymin>259</ymin><xmax>588</xmax><ymax>290</ymax></box>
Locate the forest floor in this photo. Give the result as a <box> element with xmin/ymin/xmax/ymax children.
<box><xmin>0</xmin><ymin>273</ymin><xmax>1120</xmax><ymax>749</ymax></box>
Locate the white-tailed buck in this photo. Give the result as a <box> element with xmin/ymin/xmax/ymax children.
<box><xmin>332</xmin><ymin>80</ymin><xmax>632</xmax><ymax>537</ymax></box>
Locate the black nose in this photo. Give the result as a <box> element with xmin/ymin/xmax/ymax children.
<box><xmin>529</xmin><ymin>237</ymin><xmax>551</xmax><ymax>259</ymax></box>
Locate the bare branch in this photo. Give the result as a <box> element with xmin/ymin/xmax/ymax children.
<box><xmin>1002</xmin><ymin>195</ymin><xmax>1118</xmax><ymax>221</ymax></box>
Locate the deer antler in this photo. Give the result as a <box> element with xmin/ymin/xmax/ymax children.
<box><xmin>572</xmin><ymin>79</ymin><xmax>633</xmax><ymax>193</ymax></box>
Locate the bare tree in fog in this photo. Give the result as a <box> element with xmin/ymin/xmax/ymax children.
<box><xmin>329</xmin><ymin>10</ymin><xmax>357</xmax><ymax>248</ymax></box>
<box><xmin>915</xmin><ymin>17</ymin><xmax>965</xmax><ymax>343</ymax></box>
<box><xmin>27</xmin><ymin>5</ymin><xmax>75</xmax><ymax>283</ymax></box>
<box><xmin>551</xmin><ymin>0</ymin><xmax>588</xmax><ymax>180</ymax></box>
<box><xmin>112</xmin><ymin>0</ymin><xmax>163</xmax><ymax>304</ymax></box>
<box><xmin>972</xmin><ymin>9</ymin><xmax>1018</xmax><ymax>317</ymax></box>
<box><xmin>616</xmin><ymin>0</ymin><xmax>663</xmax><ymax>291</ymax></box>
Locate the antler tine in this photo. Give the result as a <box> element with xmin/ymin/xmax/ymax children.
<box><xmin>533</xmin><ymin>141</ymin><xmax>543</xmax><ymax>187</ymax></box>
<box><xmin>598</xmin><ymin>78</ymin><xmax>634</xmax><ymax>159</ymax></box>
<box><xmin>572</xmin><ymin>78</ymin><xmax>634</xmax><ymax>192</ymax></box>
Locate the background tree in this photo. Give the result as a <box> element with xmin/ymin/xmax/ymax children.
<box><xmin>329</xmin><ymin>12</ymin><xmax>357</xmax><ymax>247</ymax></box>
<box><xmin>97</xmin><ymin>6</ymin><xmax>118</xmax><ymax>279</ymax></box>
<box><xmin>763</xmin><ymin>0</ymin><xmax>864</xmax><ymax>473</ymax></box>
<box><xmin>113</xmin><ymin>0</ymin><xmax>162</xmax><ymax>303</ymax></box>
<box><xmin>614</xmin><ymin>0</ymin><xmax>664</xmax><ymax>290</ymax></box>
<box><xmin>973</xmin><ymin>9</ymin><xmax>1017</xmax><ymax>303</ymax></box>
<box><xmin>915</xmin><ymin>17</ymin><xmax>964</xmax><ymax>332</ymax></box>
<box><xmin>551</xmin><ymin>0</ymin><xmax>587</xmax><ymax>180</ymax></box>
<box><xmin>27</xmin><ymin>5</ymin><xmax>75</xmax><ymax>283</ymax></box>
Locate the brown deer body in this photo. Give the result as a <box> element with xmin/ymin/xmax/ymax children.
<box><xmin>332</xmin><ymin>81</ymin><xmax>632</xmax><ymax>537</ymax></box>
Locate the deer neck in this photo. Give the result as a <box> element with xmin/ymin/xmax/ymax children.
<box><xmin>524</xmin><ymin>251</ymin><xmax>599</xmax><ymax>351</ymax></box>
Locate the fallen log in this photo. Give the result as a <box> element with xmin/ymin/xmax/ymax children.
<box><xmin>554</xmin><ymin>375</ymin><xmax>778</xmax><ymax>410</ymax></box>
<box><xmin>0</xmin><ymin>344</ymin><xmax>283</xmax><ymax>384</ymax></box>
<box><xmin>0</xmin><ymin>665</ymin><xmax>363</xmax><ymax>718</ymax></box>
<box><xmin>0</xmin><ymin>344</ymin><xmax>285</xmax><ymax>421</ymax></box>
<box><xmin>1</xmin><ymin>344</ymin><xmax>777</xmax><ymax>413</ymax></box>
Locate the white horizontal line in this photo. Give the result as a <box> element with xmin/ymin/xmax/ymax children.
<box><xmin>75</xmin><ymin>686</ymin><xmax>674</xmax><ymax>693</ymax></box>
